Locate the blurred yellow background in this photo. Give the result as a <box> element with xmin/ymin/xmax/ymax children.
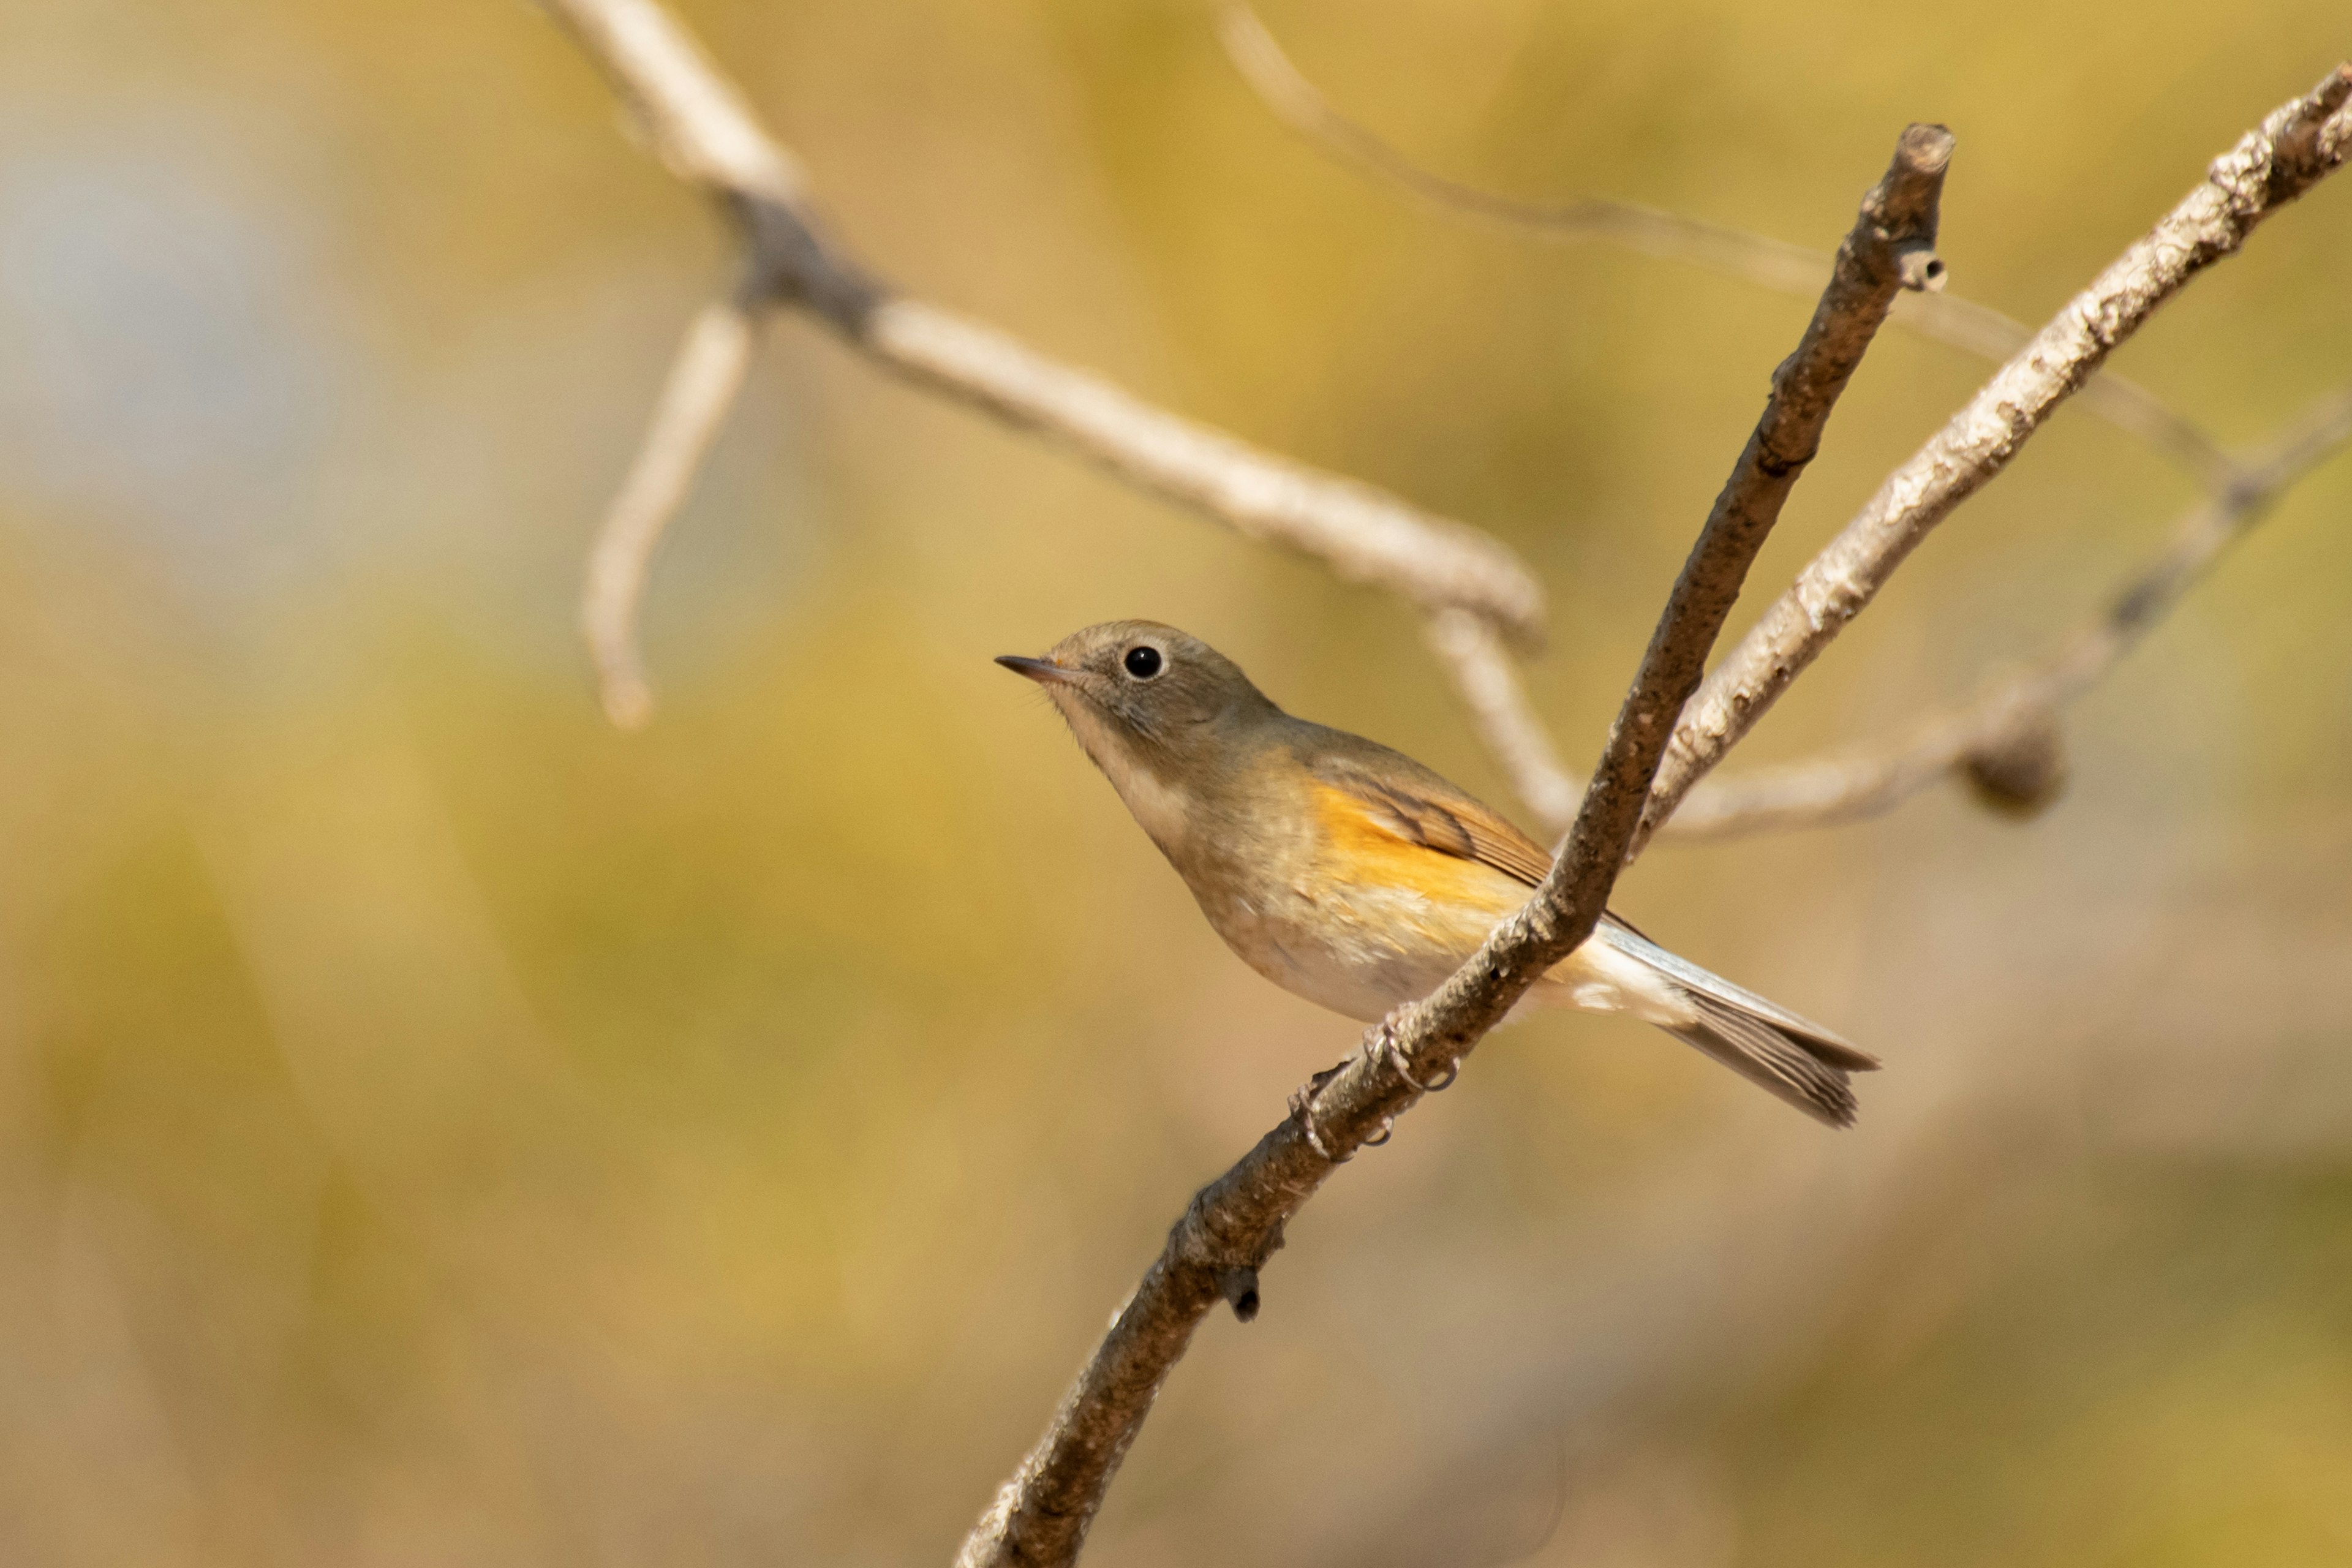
<box><xmin>4</xmin><ymin>1</ymin><xmax>2350</xmax><ymax>1563</ymax></box>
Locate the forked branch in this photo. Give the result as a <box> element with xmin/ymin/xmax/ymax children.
<box><xmin>1634</xmin><ymin>66</ymin><xmax>2352</xmax><ymax>853</ymax></box>
<box><xmin>1665</xmin><ymin>385</ymin><xmax>2352</xmax><ymax>837</ymax></box>
<box><xmin>1223</xmin><ymin>10</ymin><xmax>2352</xmax><ymax>842</ymax></box>
<box><xmin>543</xmin><ymin>0</ymin><xmax>1544</xmax><ymax>728</ymax></box>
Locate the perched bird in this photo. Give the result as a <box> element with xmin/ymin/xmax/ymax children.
<box><xmin>999</xmin><ymin>620</ymin><xmax>1878</xmax><ymax>1126</ymax></box>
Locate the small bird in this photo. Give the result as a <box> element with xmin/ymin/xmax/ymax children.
<box><xmin>999</xmin><ymin>620</ymin><xmax>1879</xmax><ymax>1126</ymax></box>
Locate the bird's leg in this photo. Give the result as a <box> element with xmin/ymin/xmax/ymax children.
<box><xmin>1373</xmin><ymin>1004</ymin><xmax>1459</xmax><ymax>1093</ymax></box>
<box><xmin>1287</xmin><ymin>1060</ymin><xmax>1355</xmax><ymax>1163</ymax></box>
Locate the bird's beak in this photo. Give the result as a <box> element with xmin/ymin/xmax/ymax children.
<box><xmin>995</xmin><ymin>654</ymin><xmax>1081</xmax><ymax>685</ymax></box>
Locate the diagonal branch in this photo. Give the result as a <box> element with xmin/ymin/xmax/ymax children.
<box><xmin>1215</xmin><ymin>4</ymin><xmax>2238</xmax><ymax>491</ymax></box>
<box><xmin>542</xmin><ymin>0</ymin><xmax>1545</xmax><ymax>729</ymax></box>
<box><xmin>954</xmin><ymin>121</ymin><xmax>1953</xmax><ymax>1568</ymax></box>
<box><xmin>1632</xmin><ymin>66</ymin><xmax>2352</xmax><ymax>855</ymax></box>
<box><xmin>855</xmin><ymin>303</ymin><xmax>1544</xmax><ymax>637</ymax></box>
<box><xmin>1664</xmin><ymin>385</ymin><xmax>2352</xmax><ymax>837</ymax></box>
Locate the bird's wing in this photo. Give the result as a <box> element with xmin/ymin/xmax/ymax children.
<box><xmin>1306</xmin><ymin>738</ymin><xmax>1879</xmax><ymax>1106</ymax></box>
<box><xmin>1311</xmin><ymin>755</ymin><xmax>1555</xmax><ymax>888</ymax></box>
<box><xmin>1311</xmin><ymin>752</ymin><xmax>1663</xmax><ymax>946</ymax></box>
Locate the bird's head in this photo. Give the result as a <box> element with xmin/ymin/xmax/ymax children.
<box><xmin>996</xmin><ymin>620</ymin><xmax>1280</xmax><ymax>843</ymax></box>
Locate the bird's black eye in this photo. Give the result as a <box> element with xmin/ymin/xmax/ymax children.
<box><xmin>1123</xmin><ymin>644</ymin><xmax>1163</xmax><ymax>679</ymax></box>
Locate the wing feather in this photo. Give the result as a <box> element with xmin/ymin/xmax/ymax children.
<box><xmin>1311</xmin><ymin>755</ymin><xmax>1555</xmax><ymax>888</ymax></box>
<box><xmin>1301</xmin><ymin>733</ymin><xmax>1879</xmax><ymax>1116</ymax></box>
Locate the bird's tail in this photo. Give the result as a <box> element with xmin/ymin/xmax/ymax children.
<box><xmin>1595</xmin><ymin>918</ymin><xmax>1880</xmax><ymax>1128</ymax></box>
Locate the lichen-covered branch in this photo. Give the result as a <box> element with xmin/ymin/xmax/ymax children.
<box><xmin>1633</xmin><ymin>66</ymin><xmax>2352</xmax><ymax>854</ymax></box>
<box><xmin>1216</xmin><ymin>4</ymin><xmax>2237</xmax><ymax>489</ymax></box>
<box><xmin>1665</xmin><ymin>385</ymin><xmax>2352</xmax><ymax>837</ymax></box>
<box><xmin>952</xmin><ymin>122</ymin><xmax>1948</xmax><ymax>1568</ymax></box>
<box><xmin>542</xmin><ymin>0</ymin><xmax>1544</xmax><ymax>728</ymax></box>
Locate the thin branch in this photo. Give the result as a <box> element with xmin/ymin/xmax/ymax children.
<box><xmin>1633</xmin><ymin>66</ymin><xmax>2352</xmax><ymax>856</ymax></box>
<box><xmin>1215</xmin><ymin>5</ymin><xmax>2239</xmax><ymax>491</ymax></box>
<box><xmin>542</xmin><ymin>0</ymin><xmax>1545</xmax><ymax>729</ymax></box>
<box><xmin>1423</xmin><ymin>608</ymin><xmax>1580</xmax><ymax>834</ymax></box>
<box><xmin>581</xmin><ymin>295</ymin><xmax>760</xmax><ymax>729</ymax></box>
<box><xmin>546</xmin><ymin>0</ymin><xmax>805</xmax><ymax>202</ymax></box>
<box><xmin>955</xmin><ymin>123</ymin><xmax>1951</xmax><ymax>1568</ymax></box>
<box><xmin>856</xmin><ymin>301</ymin><xmax>1545</xmax><ymax>637</ymax></box>
<box><xmin>1665</xmin><ymin>385</ymin><xmax>2352</xmax><ymax>836</ymax></box>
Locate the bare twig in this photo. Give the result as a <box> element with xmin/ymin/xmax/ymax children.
<box><xmin>1666</xmin><ymin>385</ymin><xmax>2352</xmax><ymax>836</ymax></box>
<box><xmin>856</xmin><ymin>302</ymin><xmax>1544</xmax><ymax>636</ymax></box>
<box><xmin>1215</xmin><ymin>5</ymin><xmax>2239</xmax><ymax>490</ymax></box>
<box><xmin>1423</xmin><ymin>608</ymin><xmax>1580</xmax><ymax>834</ymax></box>
<box><xmin>1633</xmin><ymin>66</ymin><xmax>2352</xmax><ymax>855</ymax></box>
<box><xmin>582</xmin><ymin>296</ymin><xmax>760</xmax><ymax>728</ymax></box>
<box><xmin>954</xmin><ymin>123</ymin><xmax>1950</xmax><ymax>1568</ymax></box>
<box><xmin>549</xmin><ymin>0</ymin><xmax>807</xmax><ymax>202</ymax></box>
<box><xmin>543</xmin><ymin>0</ymin><xmax>1545</xmax><ymax>729</ymax></box>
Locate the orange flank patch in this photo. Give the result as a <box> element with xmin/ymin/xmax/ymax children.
<box><xmin>1308</xmin><ymin>784</ymin><xmax>1526</xmax><ymax>918</ymax></box>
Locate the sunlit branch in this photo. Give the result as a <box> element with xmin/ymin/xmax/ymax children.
<box><xmin>544</xmin><ymin>0</ymin><xmax>1544</xmax><ymax>729</ymax></box>
<box><xmin>1665</xmin><ymin>385</ymin><xmax>2352</xmax><ymax>837</ymax></box>
<box><xmin>1215</xmin><ymin>4</ymin><xmax>2239</xmax><ymax>491</ymax></box>
<box><xmin>1633</xmin><ymin>66</ymin><xmax>2352</xmax><ymax>855</ymax></box>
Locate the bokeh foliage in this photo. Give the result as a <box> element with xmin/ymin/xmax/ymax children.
<box><xmin>2</xmin><ymin>0</ymin><xmax>2350</xmax><ymax>1562</ymax></box>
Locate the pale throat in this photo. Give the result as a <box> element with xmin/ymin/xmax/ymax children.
<box><xmin>1056</xmin><ymin>695</ymin><xmax>1195</xmax><ymax>856</ymax></box>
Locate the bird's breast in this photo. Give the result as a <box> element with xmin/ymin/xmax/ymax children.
<box><xmin>1178</xmin><ymin>788</ymin><xmax>1523</xmax><ymax>1022</ymax></box>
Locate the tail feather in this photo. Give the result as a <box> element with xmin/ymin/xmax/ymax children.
<box><xmin>1595</xmin><ymin>916</ymin><xmax>1877</xmax><ymax>1128</ymax></box>
<box><xmin>1664</xmin><ymin>992</ymin><xmax>1860</xmax><ymax>1128</ymax></box>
